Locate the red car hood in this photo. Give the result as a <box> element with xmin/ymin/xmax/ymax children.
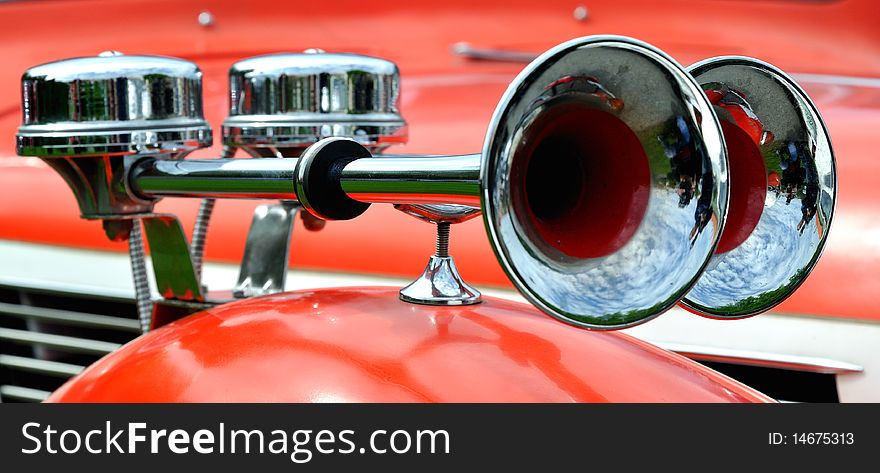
<box><xmin>0</xmin><ymin>0</ymin><xmax>878</xmax><ymax>321</ymax></box>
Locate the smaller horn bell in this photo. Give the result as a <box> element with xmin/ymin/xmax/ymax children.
<box><xmin>683</xmin><ymin>57</ymin><xmax>836</xmax><ymax>318</ymax></box>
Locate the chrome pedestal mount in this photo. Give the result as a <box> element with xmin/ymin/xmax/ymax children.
<box><xmin>222</xmin><ymin>50</ymin><xmax>408</xmax><ymax>297</ymax></box>
<box><xmin>396</xmin><ymin>204</ymin><xmax>482</xmax><ymax>306</ymax></box>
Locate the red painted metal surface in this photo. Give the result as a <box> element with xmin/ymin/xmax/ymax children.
<box><xmin>715</xmin><ymin>121</ymin><xmax>767</xmax><ymax>254</ymax></box>
<box><xmin>0</xmin><ymin>0</ymin><xmax>878</xmax><ymax>321</ymax></box>
<box><xmin>48</xmin><ymin>288</ymin><xmax>772</xmax><ymax>403</ymax></box>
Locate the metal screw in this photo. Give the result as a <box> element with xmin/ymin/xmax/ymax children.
<box><xmin>435</xmin><ymin>222</ymin><xmax>451</xmax><ymax>258</ymax></box>
<box><xmin>198</xmin><ymin>11</ymin><xmax>214</xmax><ymax>27</ymax></box>
<box><xmin>573</xmin><ymin>5</ymin><xmax>590</xmax><ymax>22</ymax></box>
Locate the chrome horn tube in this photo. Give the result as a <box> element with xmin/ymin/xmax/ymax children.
<box><xmin>338</xmin><ymin>154</ymin><xmax>482</xmax><ymax>207</ymax></box>
<box><xmin>130</xmin><ymin>157</ymin><xmax>299</xmax><ymax>200</ymax></box>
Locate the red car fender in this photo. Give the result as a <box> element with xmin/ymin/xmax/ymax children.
<box><xmin>49</xmin><ymin>287</ymin><xmax>772</xmax><ymax>403</ymax></box>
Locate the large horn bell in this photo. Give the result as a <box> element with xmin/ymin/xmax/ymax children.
<box><xmin>682</xmin><ymin>57</ymin><xmax>836</xmax><ymax>318</ymax></box>
<box><xmin>481</xmin><ymin>36</ymin><xmax>728</xmax><ymax>328</ymax></box>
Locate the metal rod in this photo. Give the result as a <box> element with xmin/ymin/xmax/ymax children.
<box><xmin>131</xmin><ymin>158</ymin><xmax>299</xmax><ymax>200</ymax></box>
<box><xmin>339</xmin><ymin>154</ymin><xmax>482</xmax><ymax>207</ymax></box>
<box><xmin>128</xmin><ymin>152</ymin><xmax>483</xmax><ymax>209</ymax></box>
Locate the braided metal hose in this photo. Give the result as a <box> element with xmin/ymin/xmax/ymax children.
<box><xmin>190</xmin><ymin>145</ymin><xmax>236</xmax><ymax>280</ymax></box>
<box><xmin>190</xmin><ymin>198</ymin><xmax>215</xmax><ymax>279</ymax></box>
<box><xmin>128</xmin><ymin>220</ymin><xmax>153</xmax><ymax>333</ymax></box>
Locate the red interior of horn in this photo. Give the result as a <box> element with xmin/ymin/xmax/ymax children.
<box><xmin>514</xmin><ymin>105</ymin><xmax>651</xmax><ymax>260</ymax></box>
<box><xmin>715</xmin><ymin>121</ymin><xmax>768</xmax><ymax>254</ymax></box>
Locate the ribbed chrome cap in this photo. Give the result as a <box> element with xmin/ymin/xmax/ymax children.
<box><xmin>223</xmin><ymin>52</ymin><xmax>407</xmax><ymax>157</ymax></box>
<box><xmin>17</xmin><ymin>52</ymin><xmax>212</xmax><ymax>158</ymax></box>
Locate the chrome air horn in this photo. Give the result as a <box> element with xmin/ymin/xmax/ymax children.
<box><xmin>15</xmin><ymin>36</ymin><xmax>834</xmax><ymax>331</ymax></box>
<box><xmin>450</xmin><ymin>43</ymin><xmax>837</xmax><ymax>320</ymax></box>
<box><xmin>290</xmin><ymin>36</ymin><xmax>730</xmax><ymax>329</ymax></box>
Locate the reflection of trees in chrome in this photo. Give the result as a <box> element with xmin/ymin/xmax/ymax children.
<box><xmin>765</xmin><ymin>140</ymin><xmax>820</xmax><ymax>235</ymax></box>
<box><xmin>710</xmin><ymin>268</ymin><xmax>808</xmax><ymax>314</ymax></box>
<box><xmin>653</xmin><ymin>116</ymin><xmax>716</xmax><ymax>246</ymax></box>
<box><xmin>657</xmin><ymin>116</ymin><xmax>700</xmax><ymax>208</ymax></box>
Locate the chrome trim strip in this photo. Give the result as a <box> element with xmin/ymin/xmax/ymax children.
<box><xmin>0</xmin><ymin>354</ymin><xmax>84</xmax><ymax>378</ymax></box>
<box><xmin>0</xmin><ymin>301</ymin><xmax>140</xmax><ymax>333</ymax></box>
<box><xmin>0</xmin><ymin>327</ymin><xmax>121</xmax><ymax>355</ymax></box>
<box><xmin>0</xmin><ymin>385</ymin><xmax>50</xmax><ymax>402</ymax></box>
<box><xmin>0</xmin><ymin>276</ymin><xmax>135</xmax><ymax>302</ymax></box>
<box><xmin>659</xmin><ymin>342</ymin><xmax>863</xmax><ymax>375</ymax></box>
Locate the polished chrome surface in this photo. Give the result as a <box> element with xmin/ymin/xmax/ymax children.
<box><xmin>223</xmin><ymin>52</ymin><xmax>407</xmax><ymax>157</ymax></box>
<box><xmin>396</xmin><ymin>214</ymin><xmax>481</xmax><ymax>305</ymax></box>
<box><xmin>450</xmin><ymin>42</ymin><xmax>538</xmax><ymax>64</ymax></box>
<box><xmin>683</xmin><ymin>57</ymin><xmax>836</xmax><ymax>318</ymax></box>
<box><xmin>481</xmin><ymin>36</ymin><xmax>727</xmax><ymax>329</ymax></box>
<box><xmin>293</xmin><ymin>36</ymin><xmax>728</xmax><ymax>329</ymax></box>
<box><xmin>17</xmin><ymin>53</ymin><xmax>210</xmax><ymax>158</ymax></box>
<box><xmin>130</xmin><ymin>157</ymin><xmax>298</xmax><ymax>199</ymax></box>
<box><xmin>394</xmin><ymin>203</ymin><xmax>480</xmax><ymax>224</ymax></box>
<box><xmin>340</xmin><ymin>154</ymin><xmax>482</xmax><ymax>206</ymax></box>
<box><xmin>15</xmin><ymin>53</ymin><xmax>212</xmax><ymax>219</ymax></box>
<box><xmin>399</xmin><ymin>255</ymin><xmax>482</xmax><ymax>306</ymax></box>
<box><xmin>39</xmin><ymin>155</ymin><xmax>157</xmax><ymax>218</ymax></box>
<box><xmin>233</xmin><ymin>204</ymin><xmax>298</xmax><ymax>298</ymax></box>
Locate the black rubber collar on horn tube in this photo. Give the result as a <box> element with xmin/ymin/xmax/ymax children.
<box><xmin>294</xmin><ymin>138</ymin><xmax>373</xmax><ymax>220</ymax></box>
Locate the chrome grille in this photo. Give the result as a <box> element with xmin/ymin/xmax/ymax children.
<box><xmin>0</xmin><ymin>284</ymin><xmax>139</xmax><ymax>402</ymax></box>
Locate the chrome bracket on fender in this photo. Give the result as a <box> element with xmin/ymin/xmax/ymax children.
<box><xmin>140</xmin><ymin>215</ymin><xmax>206</xmax><ymax>302</ymax></box>
<box><xmin>233</xmin><ymin>203</ymin><xmax>299</xmax><ymax>298</ymax></box>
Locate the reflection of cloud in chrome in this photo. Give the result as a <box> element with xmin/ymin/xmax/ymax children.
<box><xmin>687</xmin><ymin>199</ymin><xmax>821</xmax><ymax>308</ymax></box>
<box><xmin>506</xmin><ymin>188</ymin><xmax>717</xmax><ymax>318</ymax></box>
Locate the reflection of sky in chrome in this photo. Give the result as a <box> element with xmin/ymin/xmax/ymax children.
<box><xmin>506</xmin><ymin>188</ymin><xmax>717</xmax><ymax>320</ymax></box>
<box><xmin>687</xmin><ymin>197</ymin><xmax>820</xmax><ymax>308</ymax></box>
